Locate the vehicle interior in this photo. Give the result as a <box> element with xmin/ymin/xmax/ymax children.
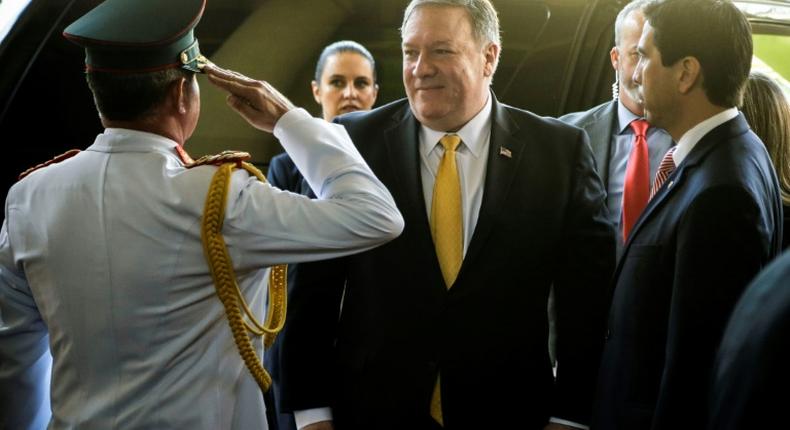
<box><xmin>2</xmin><ymin>0</ymin><xmax>789</xmax><ymax>214</ymax></box>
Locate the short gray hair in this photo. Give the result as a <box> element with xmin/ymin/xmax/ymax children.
<box><xmin>614</xmin><ymin>0</ymin><xmax>652</xmax><ymax>47</ymax></box>
<box><xmin>400</xmin><ymin>0</ymin><xmax>501</xmax><ymax>48</ymax></box>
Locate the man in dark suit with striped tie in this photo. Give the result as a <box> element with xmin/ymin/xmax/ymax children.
<box><xmin>560</xmin><ymin>0</ymin><xmax>673</xmax><ymax>252</ymax></box>
<box><xmin>593</xmin><ymin>1</ymin><xmax>783</xmax><ymax>429</ymax></box>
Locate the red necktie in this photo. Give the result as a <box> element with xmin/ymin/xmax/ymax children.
<box><xmin>650</xmin><ymin>146</ymin><xmax>677</xmax><ymax>200</ymax></box>
<box><xmin>622</xmin><ymin>119</ymin><xmax>650</xmax><ymax>242</ymax></box>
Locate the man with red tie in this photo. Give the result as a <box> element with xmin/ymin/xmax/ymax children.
<box><xmin>593</xmin><ymin>0</ymin><xmax>783</xmax><ymax>429</ymax></box>
<box><xmin>561</xmin><ymin>0</ymin><xmax>673</xmax><ymax>253</ymax></box>
<box><xmin>554</xmin><ymin>0</ymin><xmax>672</xmax><ymax>368</ymax></box>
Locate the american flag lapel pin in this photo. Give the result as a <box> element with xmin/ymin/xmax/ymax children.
<box><xmin>499</xmin><ymin>146</ymin><xmax>512</xmax><ymax>159</ymax></box>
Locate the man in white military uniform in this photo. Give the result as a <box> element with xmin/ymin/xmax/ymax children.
<box><xmin>0</xmin><ymin>0</ymin><xmax>403</xmax><ymax>428</ymax></box>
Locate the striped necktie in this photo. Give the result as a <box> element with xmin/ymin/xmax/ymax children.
<box><xmin>650</xmin><ymin>146</ymin><xmax>677</xmax><ymax>200</ymax></box>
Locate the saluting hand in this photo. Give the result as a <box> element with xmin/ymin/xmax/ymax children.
<box><xmin>204</xmin><ymin>63</ymin><xmax>295</xmax><ymax>133</ymax></box>
<box><xmin>302</xmin><ymin>420</ymin><xmax>334</xmax><ymax>430</ymax></box>
<box><xmin>544</xmin><ymin>423</ymin><xmax>584</xmax><ymax>430</ymax></box>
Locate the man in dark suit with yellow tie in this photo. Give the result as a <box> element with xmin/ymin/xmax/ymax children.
<box><xmin>278</xmin><ymin>1</ymin><xmax>616</xmax><ymax>429</ymax></box>
<box><xmin>594</xmin><ymin>1</ymin><xmax>783</xmax><ymax>429</ymax></box>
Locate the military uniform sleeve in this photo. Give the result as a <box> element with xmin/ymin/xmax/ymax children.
<box><xmin>224</xmin><ymin>108</ymin><xmax>404</xmax><ymax>269</ymax></box>
<box><xmin>0</xmin><ymin>208</ymin><xmax>53</xmax><ymax>430</ymax></box>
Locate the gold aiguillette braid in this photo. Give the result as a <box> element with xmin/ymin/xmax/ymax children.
<box><xmin>201</xmin><ymin>161</ymin><xmax>288</xmax><ymax>392</ymax></box>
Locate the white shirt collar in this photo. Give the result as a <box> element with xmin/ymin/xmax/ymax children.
<box><xmin>616</xmin><ymin>99</ymin><xmax>642</xmax><ymax>135</ymax></box>
<box><xmin>419</xmin><ymin>94</ymin><xmax>493</xmax><ymax>159</ymax></box>
<box><xmin>673</xmin><ymin>107</ymin><xmax>739</xmax><ymax>166</ymax></box>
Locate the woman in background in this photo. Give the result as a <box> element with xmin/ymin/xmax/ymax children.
<box><xmin>310</xmin><ymin>40</ymin><xmax>379</xmax><ymax>122</ymax></box>
<box><xmin>741</xmin><ymin>71</ymin><xmax>790</xmax><ymax>249</ymax></box>
<box><xmin>267</xmin><ymin>40</ymin><xmax>379</xmax><ymax>197</ymax></box>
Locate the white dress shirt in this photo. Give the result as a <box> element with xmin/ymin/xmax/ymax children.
<box><xmin>672</xmin><ymin>107</ymin><xmax>740</xmax><ymax>166</ymax></box>
<box><xmin>419</xmin><ymin>95</ymin><xmax>492</xmax><ymax>253</ymax></box>
<box><xmin>0</xmin><ymin>108</ymin><xmax>403</xmax><ymax>430</ymax></box>
<box><xmin>425</xmin><ymin>97</ymin><xmax>586</xmax><ymax>430</ymax></box>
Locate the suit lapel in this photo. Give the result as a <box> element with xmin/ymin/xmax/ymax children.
<box><xmin>462</xmin><ymin>96</ymin><xmax>524</xmax><ymax>272</ymax></box>
<box><xmin>586</xmin><ymin>101</ymin><xmax>617</xmax><ymax>187</ymax></box>
<box><xmin>621</xmin><ymin>158</ymin><xmax>688</xmax><ymax>252</ymax></box>
<box><xmin>382</xmin><ymin>105</ymin><xmax>438</xmax><ymax>258</ymax></box>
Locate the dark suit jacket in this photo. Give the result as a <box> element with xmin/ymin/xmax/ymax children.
<box><xmin>708</xmin><ymin>249</ymin><xmax>790</xmax><ymax>430</ymax></box>
<box><xmin>559</xmin><ymin>99</ymin><xmax>618</xmax><ymax>187</ymax></box>
<box><xmin>594</xmin><ymin>114</ymin><xmax>783</xmax><ymax>430</ymax></box>
<box><xmin>279</xmin><ymin>95</ymin><xmax>616</xmax><ymax>429</ymax></box>
<box><xmin>264</xmin><ymin>154</ymin><xmax>314</xmax><ymax>430</ymax></box>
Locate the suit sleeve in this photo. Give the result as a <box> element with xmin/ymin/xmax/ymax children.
<box><xmin>277</xmin><ymin>256</ymin><xmax>347</xmax><ymax>413</ymax></box>
<box><xmin>266</xmin><ymin>155</ymin><xmax>291</xmax><ymax>191</ymax></box>
<box><xmin>0</xmin><ymin>209</ymin><xmax>53</xmax><ymax>430</ymax></box>
<box><xmin>552</xmin><ymin>128</ymin><xmax>616</xmax><ymax>425</ymax></box>
<box><xmin>652</xmin><ymin>185</ymin><xmax>772</xmax><ymax>429</ymax></box>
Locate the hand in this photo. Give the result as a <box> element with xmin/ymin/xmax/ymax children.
<box><xmin>543</xmin><ymin>423</ymin><xmax>583</xmax><ymax>430</ymax></box>
<box><xmin>204</xmin><ymin>63</ymin><xmax>295</xmax><ymax>133</ymax></box>
<box><xmin>301</xmin><ymin>420</ymin><xmax>334</xmax><ymax>430</ymax></box>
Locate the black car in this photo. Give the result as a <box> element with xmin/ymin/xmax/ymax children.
<box><xmin>1</xmin><ymin>0</ymin><xmax>789</xmax><ymax>216</ymax></box>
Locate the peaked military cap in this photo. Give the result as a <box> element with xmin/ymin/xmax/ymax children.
<box><xmin>63</xmin><ymin>0</ymin><xmax>208</xmax><ymax>73</ymax></box>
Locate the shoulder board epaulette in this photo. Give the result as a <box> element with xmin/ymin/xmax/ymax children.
<box><xmin>185</xmin><ymin>150</ymin><xmax>251</xmax><ymax>168</ymax></box>
<box><xmin>18</xmin><ymin>149</ymin><xmax>81</xmax><ymax>181</ymax></box>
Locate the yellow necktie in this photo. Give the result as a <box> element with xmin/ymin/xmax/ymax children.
<box><xmin>429</xmin><ymin>134</ymin><xmax>463</xmax><ymax>426</ymax></box>
<box><xmin>430</xmin><ymin>134</ymin><xmax>463</xmax><ymax>288</ymax></box>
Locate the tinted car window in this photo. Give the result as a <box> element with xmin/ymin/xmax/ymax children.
<box><xmin>2</xmin><ymin>0</ymin><xmax>789</xmax><ymax>219</ymax></box>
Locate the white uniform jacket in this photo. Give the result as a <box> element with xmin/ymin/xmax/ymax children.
<box><xmin>0</xmin><ymin>108</ymin><xmax>403</xmax><ymax>429</ymax></box>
